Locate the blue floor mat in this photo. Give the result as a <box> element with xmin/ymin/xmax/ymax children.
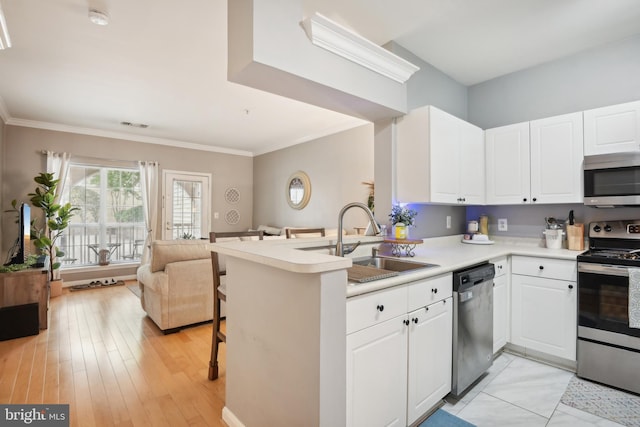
<box><xmin>418</xmin><ymin>409</ymin><xmax>475</xmax><ymax>427</ymax></box>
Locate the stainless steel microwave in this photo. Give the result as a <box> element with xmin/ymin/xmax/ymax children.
<box><xmin>584</xmin><ymin>152</ymin><xmax>640</xmax><ymax>207</ymax></box>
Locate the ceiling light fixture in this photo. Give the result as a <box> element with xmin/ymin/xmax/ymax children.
<box><xmin>0</xmin><ymin>3</ymin><xmax>12</xmax><ymax>50</ymax></box>
<box><xmin>301</xmin><ymin>13</ymin><xmax>419</xmax><ymax>84</ymax></box>
<box><xmin>120</xmin><ymin>121</ymin><xmax>149</xmax><ymax>129</ymax></box>
<box><xmin>88</xmin><ymin>9</ymin><xmax>109</xmax><ymax>26</ymax></box>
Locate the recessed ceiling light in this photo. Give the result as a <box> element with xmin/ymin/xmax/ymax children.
<box><xmin>88</xmin><ymin>9</ymin><xmax>109</xmax><ymax>26</ymax></box>
<box><xmin>120</xmin><ymin>121</ymin><xmax>149</xmax><ymax>129</ymax></box>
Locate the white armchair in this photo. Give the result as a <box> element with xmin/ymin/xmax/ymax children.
<box><xmin>136</xmin><ymin>239</ymin><xmax>214</xmax><ymax>332</ymax></box>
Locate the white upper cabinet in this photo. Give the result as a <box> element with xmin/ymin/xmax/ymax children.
<box><xmin>485</xmin><ymin>122</ymin><xmax>531</xmax><ymax>204</ymax></box>
<box><xmin>584</xmin><ymin>100</ymin><xmax>640</xmax><ymax>155</ymax></box>
<box><xmin>530</xmin><ymin>112</ymin><xmax>584</xmax><ymax>203</ymax></box>
<box><xmin>396</xmin><ymin>105</ymin><xmax>484</xmax><ymax>205</ymax></box>
<box><xmin>486</xmin><ymin>112</ymin><xmax>583</xmax><ymax>205</ymax></box>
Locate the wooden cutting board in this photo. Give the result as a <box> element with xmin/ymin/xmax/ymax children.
<box><xmin>347</xmin><ymin>264</ymin><xmax>399</xmax><ymax>283</ymax></box>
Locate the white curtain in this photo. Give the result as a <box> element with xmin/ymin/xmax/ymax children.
<box><xmin>45</xmin><ymin>151</ymin><xmax>71</xmax><ymax>203</ymax></box>
<box><xmin>138</xmin><ymin>161</ymin><xmax>159</xmax><ymax>264</ymax></box>
<box><xmin>45</xmin><ymin>151</ymin><xmax>71</xmax><ymax>280</ymax></box>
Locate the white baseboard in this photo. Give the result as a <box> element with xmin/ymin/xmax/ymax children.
<box><xmin>222</xmin><ymin>407</ymin><xmax>245</xmax><ymax>427</ymax></box>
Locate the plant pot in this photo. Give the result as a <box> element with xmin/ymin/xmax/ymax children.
<box><xmin>395</xmin><ymin>223</ymin><xmax>408</xmax><ymax>239</ymax></box>
<box><xmin>50</xmin><ymin>279</ymin><xmax>63</xmax><ymax>298</ymax></box>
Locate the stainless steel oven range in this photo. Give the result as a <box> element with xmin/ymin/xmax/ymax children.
<box><xmin>577</xmin><ymin>220</ymin><xmax>640</xmax><ymax>394</ymax></box>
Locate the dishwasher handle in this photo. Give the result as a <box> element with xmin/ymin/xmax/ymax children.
<box><xmin>453</xmin><ymin>263</ymin><xmax>495</xmax><ymax>292</ymax></box>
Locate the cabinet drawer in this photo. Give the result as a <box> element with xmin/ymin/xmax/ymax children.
<box><xmin>407</xmin><ymin>273</ymin><xmax>452</xmax><ymax>312</ymax></box>
<box><xmin>491</xmin><ymin>256</ymin><xmax>509</xmax><ymax>278</ymax></box>
<box><xmin>511</xmin><ymin>256</ymin><xmax>576</xmax><ymax>281</ymax></box>
<box><xmin>347</xmin><ymin>285</ymin><xmax>408</xmax><ymax>334</ymax></box>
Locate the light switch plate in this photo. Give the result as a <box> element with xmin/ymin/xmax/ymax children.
<box><xmin>498</xmin><ymin>218</ymin><xmax>508</xmax><ymax>231</ymax></box>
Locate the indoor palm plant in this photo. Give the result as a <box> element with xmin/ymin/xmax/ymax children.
<box><xmin>389</xmin><ymin>204</ymin><xmax>417</xmax><ymax>239</ymax></box>
<box><xmin>26</xmin><ymin>172</ymin><xmax>78</xmax><ymax>293</ymax></box>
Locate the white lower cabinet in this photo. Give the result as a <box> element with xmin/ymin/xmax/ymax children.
<box><xmin>491</xmin><ymin>256</ymin><xmax>509</xmax><ymax>354</ymax></box>
<box><xmin>510</xmin><ymin>256</ymin><xmax>577</xmax><ymax>361</ymax></box>
<box><xmin>407</xmin><ymin>298</ymin><xmax>452</xmax><ymax>425</ymax></box>
<box><xmin>346</xmin><ymin>274</ymin><xmax>453</xmax><ymax>427</ymax></box>
<box><xmin>346</xmin><ymin>316</ymin><xmax>408</xmax><ymax>427</ymax></box>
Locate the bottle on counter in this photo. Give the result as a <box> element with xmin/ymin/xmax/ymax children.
<box><xmin>479</xmin><ymin>215</ymin><xmax>489</xmax><ymax>235</ymax></box>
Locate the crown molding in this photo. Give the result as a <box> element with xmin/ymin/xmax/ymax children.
<box><xmin>302</xmin><ymin>13</ymin><xmax>419</xmax><ymax>84</ymax></box>
<box><xmin>4</xmin><ymin>118</ymin><xmax>254</xmax><ymax>157</ymax></box>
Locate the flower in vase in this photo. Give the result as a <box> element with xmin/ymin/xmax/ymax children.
<box><xmin>389</xmin><ymin>205</ymin><xmax>417</xmax><ymax>227</ymax></box>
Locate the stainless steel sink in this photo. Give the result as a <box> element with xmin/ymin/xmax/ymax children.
<box><xmin>352</xmin><ymin>256</ymin><xmax>439</xmax><ymax>273</ymax></box>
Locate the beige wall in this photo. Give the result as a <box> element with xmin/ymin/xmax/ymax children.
<box><xmin>1</xmin><ymin>125</ymin><xmax>253</xmax><ymax>279</ymax></box>
<box><xmin>253</xmin><ymin>124</ymin><xmax>375</xmax><ymax>234</ymax></box>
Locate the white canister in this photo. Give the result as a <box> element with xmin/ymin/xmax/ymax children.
<box><xmin>467</xmin><ymin>221</ymin><xmax>479</xmax><ymax>233</ymax></box>
<box><xmin>543</xmin><ymin>229</ymin><xmax>565</xmax><ymax>249</ymax></box>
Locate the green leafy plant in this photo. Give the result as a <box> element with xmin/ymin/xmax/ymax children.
<box><xmin>0</xmin><ymin>254</ymin><xmax>39</xmax><ymax>273</ymax></box>
<box><xmin>389</xmin><ymin>204</ymin><xmax>418</xmax><ymax>227</ymax></box>
<box><xmin>24</xmin><ymin>172</ymin><xmax>79</xmax><ymax>282</ymax></box>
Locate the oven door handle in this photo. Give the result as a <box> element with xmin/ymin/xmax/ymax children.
<box><xmin>578</xmin><ymin>262</ymin><xmax>629</xmax><ymax>277</ymax></box>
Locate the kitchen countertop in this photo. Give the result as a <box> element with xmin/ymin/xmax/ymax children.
<box><xmin>346</xmin><ymin>235</ymin><xmax>581</xmax><ymax>297</ymax></box>
<box><xmin>210</xmin><ymin>234</ymin><xmax>584</xmax><ymax>298</ymax></box>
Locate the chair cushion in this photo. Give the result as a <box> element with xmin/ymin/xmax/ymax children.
<box><xmin>256</xmin><ymin>225</ymin><xmax>282</xmax><ymax>236</ymax></box>
<box><xmin>150</xmin><ymin>239</ymin><xmax>213</xmax><ymax>272</ymax></box>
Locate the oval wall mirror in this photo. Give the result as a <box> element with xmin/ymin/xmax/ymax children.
<box><xmin>286</xmin><ymin>171</ymin><xmax>311</xmax><ymax>210</ymax></box>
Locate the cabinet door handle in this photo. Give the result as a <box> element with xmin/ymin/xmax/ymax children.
<box><xmin>376</xmin><ymin>304</ymin><xmax>384</xmax><ymax>312</ymax></box>
<box><xmin>403</xmin><ymin>319</ymin><xmax>410</xmax><ymax>326</ymax></box>
<box><xmin>568</xmin><ymin>284</ymin><xmax>574</xmax><ymax>289</ymax></box>
<box><xmin>425</xmin><ymin>306</ymin><xmax>429</xmax><ymax>311</ymax></box>
<box><xmin>532</xmin><ymin>197</ymin><xmax>537</xmax><ymax>202</ymax></box>
<box><xmin>431</xmin><ymin>288</ymin><xmax>438</xmax><ymax>294</ymax></box>
<box><xmin>412</xmin><ymin>318</ymin><xmax>418</xmax><ymax>324</ymax></box>
<box><xmin>523</xmin><ymin>198</ymin><xmax>528</xmax><ymax>202</ymax></box>
<box><xmin>539</xmin><ymin>265</ymin><xmax>544</xmax><ymax>270</ymax></box>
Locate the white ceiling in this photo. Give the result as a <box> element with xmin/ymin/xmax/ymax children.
<box><xmin>1</xmin><ymin>0</ymin><xmax>639</xmax><ymax>156</ymax></box>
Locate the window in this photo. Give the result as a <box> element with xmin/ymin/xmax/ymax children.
<box><xmin>59</xmin><ymin>164</ymin><xmax>146</xmax><ymax>266</ymax></box>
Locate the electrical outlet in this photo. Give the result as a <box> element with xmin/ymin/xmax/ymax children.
<box><xmin>446</xmin><ymin>216</ymin><xmax>451</xmax><ymax>229</ymax></box>
<box><xmin>498</xmin><ymin>218</ymin><xmax>508</xmax><ymax>231</ymax></box>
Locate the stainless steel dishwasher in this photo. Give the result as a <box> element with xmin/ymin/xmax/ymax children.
<box><xmin>451</xmin><ymin>262</ymin><xmax>495</xmax><ymax>397</ymax></box>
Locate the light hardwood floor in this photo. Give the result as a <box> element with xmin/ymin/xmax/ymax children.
<box><xmin>0</xmin><ymin>282</ymin><xmax>227</xmax><ymax>427</ymax></box>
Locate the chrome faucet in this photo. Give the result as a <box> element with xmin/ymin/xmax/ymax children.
<box><xmin>336</xmin><ymin>202</ymin><xmax>382</xmax><ymax>256</ymax></box>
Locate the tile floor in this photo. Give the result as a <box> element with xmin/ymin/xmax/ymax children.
<box><xmin>443</xmin><ymin>352</ymin><xmax>626</xmax><ymax>427</ymax></box>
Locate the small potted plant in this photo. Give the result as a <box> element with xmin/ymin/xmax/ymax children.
<box><xmin>389</xmin><ymin>204</ymin><xmax>417</xmax><ymax>239</ymax></box>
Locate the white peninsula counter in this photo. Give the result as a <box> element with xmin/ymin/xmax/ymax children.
<box><xmin>211</xmin><ymin>235</ymin><xmax>582</xmax><ymax>427</ymax></box>
<box><xmin>210</xmin><ymin>236</ymin><xmax>361</xmax><ymax>427</ymax></box>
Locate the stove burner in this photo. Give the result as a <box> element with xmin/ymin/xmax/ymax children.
<box><xmin>582</xmin><ymin>248</ymin><xmax>640</xmax><ymax>261</ymax></box>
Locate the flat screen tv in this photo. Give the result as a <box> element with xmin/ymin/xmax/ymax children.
<box><xmin>4</xmin><ymin>203</ymin><xmax>30</xmax><ymax>266</ymax></box>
